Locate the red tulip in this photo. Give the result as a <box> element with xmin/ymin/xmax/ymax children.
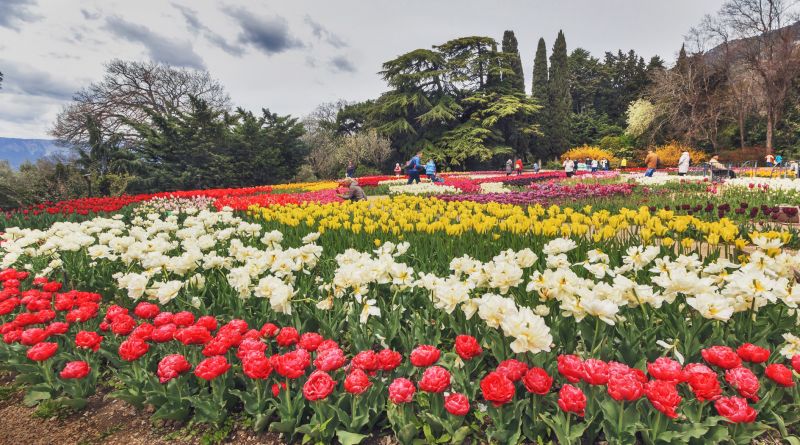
<box><xmin>419</xmin><ymin>366</ymin><xmax>451</xmax><ymax>393</ymax></box>
<box><xmin>303</xmin><ymin>370</ymin><xmax>337</xmax><ymax>401</ymax></box>
<box><xmin>647</xmin><ymin>357</ymin><xmax>683</xmax><ymax>383</ymax></box>
<box><xmin>314</xmin><ymin>347</ymin><xmax>346</xmax><ymax>372</ymax></box>
<box><xmin>118</xmin><ymin>338</ymin><xmax>149</xmax><ymax>361</ymax></box>
<box><xmin>27</xmin><ymin>342</ymin><xmax>58</xmax><ymax>361</ymax></box>
<box><xmin>714</xmin><ymin>396</ymin><xmax>757</xmax><ymax>423</ymax></box>
<box><xmin>702</xmin><ymin>346</ymin><xmax>741</xmax><ymax>369</ymax></box>
<box><xmin>558</xmin><ymin>354</ymin><xmax>584</xmax><ymax>383</ymax></box>
<box><xmin>582</xmin><ymin>358</ymin><xmax>610</xmax><ymax>385</ymax></box>
<box><xmin>454</xmin><ymin>335</ymin><xmax>482</xmax><ymax>360</ymax></box>
<box><xmin>344</xmin><ymin>368</ymin><xmax>372</xmax><ymax>395</ymax></box>
<box><xmin>496</xmin><ymin>359</ymin><xmax>528</xmax><ymax>382</ymax></box>
<box><xmin>157</xmin><ymin>354</ymin><xmax>191</xmax><ymax>383</ymax></box>
<box><xmin>736</xmin><ymin>343</ymin><xmax>770</xmax><ymax>363</ymax></box>
<box><xmin>275</xmin><ymin>327</ymin><xmax>299</xmax><ymax>347</ymax></box>
<box><xmin>388</xmin><ymin>378</ymin><xmax>416</xmax><ymax>404</ymax></box>
<box><xmin>645</xmin><ymin>380</ymin><xmax>681</xmax><ymax>418</ymax></box>
<box><xmin>725</xmin><ymin>367</ymin><xmax>760</xmax><ymax>401</ymax></box>
<box><xmin>558</xmin><ymin>384</ymin><xmax>586</xmax><ymax>416</ymax></box>
<box><xmin>194</xmin><ymin>356</ymin><xmax>230</xmax><ymax>380</ymax></box>
<box><xmin>377</xmin><ymin>349</ymin><xmax>402</xmax><ymax>371</ymax></box>
<box><xmin>242</xmin><ymin>355</ymin><xmax>272</xmax><ymax>380</ymax></box>
<box><xmin>765</xmin><ymin>363</ymin><xmax>795</xmax><ymax>387</ymax></box>
<box><xmin>607</xmin><ymin>371</ymin><xmax>644</xmax><ymax>401</ymax></box>
<box><xmin>75</xmin><ymin>331</ymin><xmax>103</xmax><ymax>352</ymax></box>
<box><xmin>522</xmin><ymin>367</ymin><xmax>553</xmax><ymax>395</ymax></box>
<box><xmin>410</xmin><ymin>345</ymin><xmax>440</xmax><ymax>367</ymax></box>
<box><xmin>444</xmin><ymin>392</ymin><xmax>470</xmax><ymax>416</ymax></box>
<box><xmin>480</xmin><ymin>371</ymin><xmax>515</xmax><ymax>406</ymax></box>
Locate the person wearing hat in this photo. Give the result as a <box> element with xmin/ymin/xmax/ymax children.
<box><xmin>677</xmin><ymin>151</ymin><xmax>690</xmax><ymax>176</ymax></box>
<box><xmin>337</xmin><ymin>178</ymin><xmax>367</xmax><ymax>201</ymax></box>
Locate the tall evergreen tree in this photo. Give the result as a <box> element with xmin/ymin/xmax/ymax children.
<box><xmin>531</xmin><ymin>38</ymin><xmax>548</xmax><ymax>101</ymax></box>
<box><xmin>531</xmin><ymin>38</ymin><xmax>549</xmax><ymax>158</ymax></box>
<box><xmin>501</xmin><ymin>30</ymin><xmax>525</xmax><ymax>93</ymax></box>
<box><xmin>676</xmin><ymin>44</ymin><xmax>688</xmax><ymax>74</ymax></box>
<box><xmin>548</xmin><ymin>30</ymin><xmax>572</xmax><ymax>156</ymax></box>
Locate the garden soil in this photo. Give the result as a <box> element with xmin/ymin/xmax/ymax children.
<box><xmin>0</xmin><ymin>382</ymin><xmax>402</xmax><ymax>445</ymax></box>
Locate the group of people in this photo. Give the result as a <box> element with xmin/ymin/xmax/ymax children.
<box><xmin>396</xmin><ymin>151</ymin><xmax>444</xmax><ymax>184</ymax></box>
<box><xmin>562</xmin><ymin>157</ymin><xmax>613</xmax><ymax>177</ymax></box>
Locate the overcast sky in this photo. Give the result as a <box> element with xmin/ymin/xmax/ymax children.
<box><xmin>0</xmin><ymin>0</ymin><xmax>727</xmax><ymax>139</ymax></box>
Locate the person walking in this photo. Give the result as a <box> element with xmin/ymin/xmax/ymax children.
<box><xmin>677</xmin><ymin>151</ymin><xmax>690</xmax><ymax>176</ymax></box>
<box><xmin>515</xmin><ymin>158</ymin><xmax>523</xmax><ymax>175</ymax></box>
<box><xmin>425</xmin><ymin>158</ymin><xmax>437</xmax><ymax>181</ymax></box>
<box><xmin>394</xmin><ymin>163</ymin><xmax>402</xmax><ymax>177</ymax></box>
<box><xmin>346</xmin><ymin>161</ymin><xmax>356</xmax><ymax>178</ymax></box>
<box><xmin>765</xmin><ymin>153</ymin><xmax>775</xmax><ymax>166</ymax></box>
<box><xmin>563</xmin><ymin>157</ymin><xmax>575</xmax><ymax>178</ymax></box>
<box><xmin>533</xmin><ymin>161</ymin><xmax>540</xmax><ymax>173</ymax></box>
<box><xmin>406</xmin><ymin>152</ymin><xmax>422</xmax><ymax>184</ymax></box>
<box><xmin>601</xmin><ymin>158</ymin><xmax>609</xmax><ymax>171</ymax></box>
<box><xmin>337</xmin><ymin>178</ymin><xmax>367</xmax><ymax>201</ymax></box>
<box><xmin>505</xmin><ymin>159</ymin><xmax>513</xmax><ymax>176</ymax></box>
<box><xmin>620</xmin><ymin>158</ymin><xmax>627</xmax><ymax>169</ymax></box>
<box><xmin>644</xmin><ymin>150</ymin><xmax>658</xmax><ymax>177</ymax></box>
<box><xmin>591</xmin><ymin>159</ymin><xmax>598</xmax><ymax>172</ymax></box>
<box><xmin>775</xmin><ymin>154</ymin><xmax>783</xmax><ymax>166</ymax></box>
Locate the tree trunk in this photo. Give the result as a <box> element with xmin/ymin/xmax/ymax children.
<box><xmin>738</xmin><ymin>111</ymin><xmax>746</xmax><ymax>149</ymax></box>
<box><xmin>766</xmin><ymin>112</ymin><xmax>774</xmax><ymax>155</ymax></box>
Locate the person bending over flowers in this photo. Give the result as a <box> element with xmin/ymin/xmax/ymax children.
<box><xmin>337</xmin><ymin>178</ymin><xmax>367</xmax><ymax>201</ymax></box>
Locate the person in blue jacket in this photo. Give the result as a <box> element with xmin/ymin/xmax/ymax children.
<box><xmin>406</xmin><ymin>151</ymin><xmax>422</xmax><ymax>184</ymax></box>
<box><xmin>425</xmin><ymin>159</ymin><xmax>436</xmax><ymax>181</ymax></box>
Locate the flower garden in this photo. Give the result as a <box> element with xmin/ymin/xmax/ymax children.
<box><xmin>2</xmin><ymin>170</ymin><xmax>800</xmax><ymax>444</ymax></box>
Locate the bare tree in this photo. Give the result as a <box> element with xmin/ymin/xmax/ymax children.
<box><xmin>649</xmin><ymin>52</ymin><xmax>730</xmax><ymax>150</ymax></box>
<box><xmin>50</xmin><ymin>60</ymin><xmax>231</xmax><ymax>147</ymax></box>
<box><xmin>709</xmin><ymin>0</ymin><xmax>800</xmax><ymax>153</ymax></box>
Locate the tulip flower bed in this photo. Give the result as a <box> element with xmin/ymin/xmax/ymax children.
<box><xmin>435</xmin><ymin>182</ymin><xmax>637</xmax><ymax>206</ymax></box>
<box><xmin>2</xmin><ymin>173</ymin><xmax>800</xmax><ymax>443</ymax></box>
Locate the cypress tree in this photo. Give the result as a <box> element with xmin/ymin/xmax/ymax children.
<box><xmin>676</xmin><ymin>43</ymin><xmax>688</xmax><ymax>74</ymax></box>
<box><xmin>501</xmin><ymin>30</ymin><xmax>525</xmax><ymax>93</ymax></box>
<box><xmin>532</xmin><ymin>38</ymin><xmax>548</xmax><ymax>101</ymax></box>
<box><xmin>548</xmin><ymin>30</ymin><xmax>571</xmax><ymax>156</ymax></box>
<box><xmin>531</xmin><ymin>38</ymin><xmax>549</xmax><ymax>158</ymax></box>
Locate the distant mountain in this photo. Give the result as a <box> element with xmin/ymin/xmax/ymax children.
<box><xmin>0</xmin><ymin>138</ymin><xmax>71</xmax><ymax>169</ymax></box>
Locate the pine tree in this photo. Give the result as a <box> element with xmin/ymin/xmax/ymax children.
<box><xmin>548</xmin><ymin>30</ymin><xmax>571</xmax><ymax>156</ymax></box>
<box><xmin>501</xmin><ymin>30</ymin><xmax>525</xmax><ymax>93</ymax></box>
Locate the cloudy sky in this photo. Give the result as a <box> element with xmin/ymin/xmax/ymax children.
<box><xmin>0</xmin><ymin>0</ymin><xmax>726</xmax><ymax>139</ymax></box>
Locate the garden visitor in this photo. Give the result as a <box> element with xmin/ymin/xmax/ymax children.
<box><xmin>505</xmin><ymin>159</ymin><xmax>513</xmax><ymax>176</ymax></box>
<box><xmin>620</xmin><ymin>158</ymin><xmax>627</xmax><ymax>169</ymax></box>
<box><xmin>406</xmin><ymin>152</ymin><xmax>422</xmax><ymax>184</ymax></box>
<box><xmin>337</xmin><ymin>178</ymin><xmax>367</xmax><ymax>201</ymax></box>
<box><xmin>394</xmin><ymin>163</ymin><xmax>402</xmax><ymax>177</ymax></box>
<box><xmin>533</xmin><ymin>161</ymin><xmax>540</xmax><ymax>173</ymax></box>
<box><xmin>765</xmin><ymin>153</ymin><xmax>775</xmax><ymax>166</ymax></box>
<box><xmin>709</xmin><ymin>155</ymin><xmax>735</xmax><ymax>179</ymax></box>
<box><xmin>677</xmin><ymin>151</ymin><xmax>690</xmax><ymax>176</ymax></box>
<box><xmin>563</xmin><ymin>157</ymin><xmax>575</xmax><ymax>178</ymax></box>
<box><xmin>425</xmin><ymin>159</ymin><xmax>437</xmax><ymax>181</ymax></box>
<box><xmin>789</xmin><ymin>160</ymin><xmax>799</xmax><ymax>178</ymax></box>
<box><xmin>775</xmin><ymin>154</ymin><xmax>783</xmax><ymax>166</ymax></box>
<box><xmin>601</xmin><ymin>158</ymin><xmax>609</xmax><ymax>171</ymax></box>
<box><xmin>644</xmin><ymin>150</ymin><xmax>658</xmax><ymax>177</ymax></box>
<box><xmin>515</xmin><ymin>158</ymin><xmax>523</xmax><ymax>175</ymax></box>
<box><xmin>591</xmin><ymin>159</ymin><xmax>598</xmax><ymax>172</ymax></box>
<box><xmin>346</xmin><ymin>161</ymin><xmax>356</xmax><ymax>178</ymax></box>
